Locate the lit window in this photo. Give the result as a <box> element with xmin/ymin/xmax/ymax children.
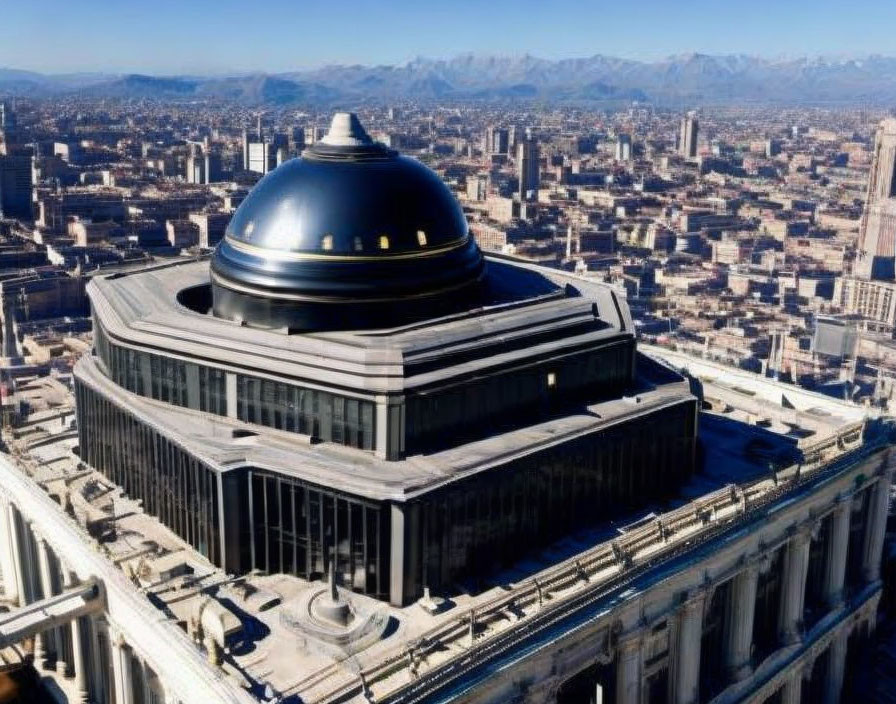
<box><xmin>379</xmin><ymin>235</ymin><xmax>390</xmax><ymax>250</ymax></box>
<box><xmin>417</xmin><ymin>230</ymin><xmax>427</xmax><ymax>246</ymax></box>
<box><xmin>547</xmin><ymin>372</ymin><xmax>557</xmax><ymax>388</ymax></box>
<box><xmin>321</xmin><ymin>234</ymin><xmax>333</xmax><ymax>251</ymax></box>
<box><xmin>354</xmin><ymin>236</ymin><xmax>363</xmax><ymax>251</ymax></box>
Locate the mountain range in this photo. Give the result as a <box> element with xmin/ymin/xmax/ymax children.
<box><xmin>3</xmin><ymin>53</ymin><xmax>896</xmax><ymax>105</ymax></box>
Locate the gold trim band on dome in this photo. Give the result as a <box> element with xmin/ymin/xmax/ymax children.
<box><xmin>209</xmin><ymin>267</ymin><xmax>484</xmax><ymax>304</ymax></box>
<box><xmin>223</xmin><ymin>233</ymin><xmax>472</xmax><ymax>262</ymax></box>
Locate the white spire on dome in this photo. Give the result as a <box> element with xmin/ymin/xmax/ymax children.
<box><xmin>320</xmin><ymin>112</ymin><xmax>372</xmax><ymax>147</ymax></box>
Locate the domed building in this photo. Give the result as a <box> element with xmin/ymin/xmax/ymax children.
<box><xmin>74</xmin><ymin>114</ymin><xmax>697</xmax><ymax>606</ymax></box>
<box><xmin>211</xmin><ymin>113</ymin><xmax>485</xmax><ymax>330</ymax></box>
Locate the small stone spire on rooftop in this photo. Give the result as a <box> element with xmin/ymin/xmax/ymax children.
<box><xmin>320</xmin><ymin>112</ymin><xmax>372</xmax><ymax>147</ymax></box>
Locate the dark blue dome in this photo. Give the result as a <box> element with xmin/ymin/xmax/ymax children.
<box><xmin>210</xmin><ymin>113</ymin><xmax>485</xmax><ymax>330</ymax></box>
<box><xmin>224</xmin><ymin>154</ymin><xmax>470</xmax><ymax>257</ymax></box>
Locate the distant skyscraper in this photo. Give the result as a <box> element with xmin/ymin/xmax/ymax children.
<box><xmin>0</xmin><ymin>154</ymin><xmax>34</xmax><ymax>219</ymax></box>
<box><xmin>186</xmin><ymin>146</ymin><xmax>205</xmax><ymax>184</ymax></box>
<box><xmin>616</xmin><ymin>133</ymin><xmax>632</xmax><ymax>162</ymax></box>
<box><xmin>304</xmin><ymin>125</ymin><xmax>326</xmax><ymax>146</ymax></box>
<box><xmin>0</xmin><ymin>101</ymin><xmax>17</xmax><ymax>155</ymax></box>
<box><xmin>483</xmin><ymin>126</ymin><xmax>509</xmax><ymax>156</ymax></box>
<box><xmin>517</xmin><ymin>128</ymin><xmax>539</xmax><ymax>202</ymax></box>
<box><xmin>0</xmin><ymin>101</ymin><xmax>15</xmax><ymax>134</ymax></box>
<box><xmin>855</xmin><ymin>119</ymin><xmax>896</xmax><ymax>281</ymax></box>
<box><xmin>241</xmin><ymin>123</ymin><xmax>280</xmax><ymax>175</ymax></box>
<box><xmin>247</xmin><ymin>141</ymin><xmax>277</xmax><ymax>174</ymax></box>
<box><xmin>204</xmin><ymin>151</ymin><xmax>223</xmax><ymax>183</ymax></box>
<box><xmin>679</xmin><ymin>111</ymin><xmax>699</xmax><ymax>159</ymax></box>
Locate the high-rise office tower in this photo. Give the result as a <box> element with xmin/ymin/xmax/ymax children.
<box><xmin>616</xmin><ymin>133</ymin><xmax>632</xmax><ymax>162</ymax></box>
<box><xmin>241</xmin><ymin>124</ymin><xmax>281</xmax><ymax>175</ymax></box>
<box><xmin>0</xmin><ymin>153</ymin><xmax>34</xmax><ymax>219</ymax></box>
<box><xmin>186</xmin><ymin>145</ymin><xmax>205</xmax><ymax>184</ymax></box>
<box><xmin>204</xmin><ymin>151</ymin><xmax>223</xmax><ymax>183</ymax></box>
<box><xmin>247</xmin><ymin>140</ymin><xmax>277</xmax><ymax>175</ymax></box>
<box><xmin>0</xmin><ymin>101</ymin><xmax>16</xmax><ymax>137</ymax></box>
<box><xmin>483</xmin><ymin>126</ymin><xmax>509</xmax><ymax>156</ymax></box>
<box><xmin>0</xmin><ymin>101</ymin><xmax>17</xmax><ymax>155</ymax></box>
<box><xmin>679</xmin><ymin>111</ymin><xmax>699</xmax><ymax>159</ymax></box>
<box><xmin>304</xmin><ymin>125</ymin><xmax>326</xmax><ymax>146</ymax></box>
<box><xmin>855</xmin><ymin>119</ymin><xmax>896</xmax><ymax>281</ymax></box>
<box><xmin>517</xmin><ymin>128</ymin><xmax>539</xmax><ymax>202</ymax></box>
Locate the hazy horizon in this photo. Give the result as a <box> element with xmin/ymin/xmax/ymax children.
<box><xmin>5</xmin><ymin>50</ymin><xmax>896</xmax><ymax>79</ymax></box>
<box><xmin>3</xmin><ymin>0</ymin><xmax>896</xmax><ymax>75</ymax></box>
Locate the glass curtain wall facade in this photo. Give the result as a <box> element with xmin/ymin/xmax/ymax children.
<box><xmin>75</xmin><ymin>379</ymin><xmax>222</xmax><ymax>566</ymax></box>
<box><xmin>405</xmin><ymin>339</ymin><xmax>634</xmax><ymax>453</ymax></box>
<box><xmin>414</xmin><ymin>400</ymin><xmax>697</xmax><ymax>595</ymax></box>
<box><xmin>236</xmin><ymin>376</ymin><xmax>374</xmax><ymax>450</ymax></box>
<box><xmin>75</xmin><ymin>367</ymin><xmax>697</xmax><ymax>603</ymax></box>
<box><xmin>94</xmin><ymin>316</ymin><xmax>373</xmax><ymax>450</ymax></box>
<box><xmin>248</xmin><ymin>470</ymin><xmax>390</xmax><ymax>600</ymax></box>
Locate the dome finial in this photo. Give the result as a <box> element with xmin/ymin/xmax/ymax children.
<box><xmin>320</xmin><ymin>112</ymin><xmax>372</xmax><ymax>147</ymax></box>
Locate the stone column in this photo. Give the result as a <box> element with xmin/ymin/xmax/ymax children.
<box><xmin>862</xmin><ymin>478</ymin><xmax>890</xmax><ymax>583</ymax></box>
<box><xmin>779</xmin><ymin>529</ymin><xmax>811</xmax><ymax>644</ymax></box>
<box><xmin>31</xmin><ymin>537</ymin><xmax>54</xmax><ymax>669</ymax></box>
<box><xmin>724</xmin><ymin>565</ymin><xmax>758</xmax><ymax>682</ymax></box>
<box><xmin>35</xmin><ymin>536</ymin><xmax>57</xmax><ymax>668</ymax></box>
<box><xmin>615</xmin><ymin>631</ymin><xmax>642</xmax><ymax>704</ymax></box>
<box><xmin>62</xmin><ymin>571</ymin><xmax>89</xmax><ymax>704</ymax></box>
<box><xmin>8</xmin><ymin>506</ymin><xmax>27</xmax><ymax>607</ymax></box>
<box><xmin>21</xmin><ymin>521</ymin><xmax>37</xmax><ymax>606</ymax></box>
<box><xmin>0</xmin><ymin>497</ymin><xmax>19</xmax><ymax>604</ymax></box>
<box><xmin>70</xmin><ymin>615</ymin><xmax>89</xmax><ymax>704</ymax></box>
<box><xmin>111</xmin><ymin>629</ymin><xmax>134</xmax><ymax>704</ymax></box>
<box><xmin>781</xmin><ymin>670</ymin><xmax>802</xmax><ymax>704</ymax></box>
<box><xmin>674</xmin><ymin>591</ymin><xmax>705</xmax><ymax>704</ymax></box>
<box><xmin>91</xmin><ymin>617</ymin><xmax>108</xmax><ymax>704</ymax></box>
<box><xmin>55</xmin><ymin>565</ymin><xmax>72</xmax><ymax>677</ymax></box>
<box><xmin>822</xmin><ymin>630</ymin><xmax>847</xmax><ymax>704</ymax></box>
<box><xmin>823</xmin><ymin>500</ymin><xmax>851</xmax><ymax>609</ymax></box>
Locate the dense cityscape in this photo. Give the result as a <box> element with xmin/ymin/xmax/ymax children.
<box><xmin>0</xmin><ymin>79</ymin><xmax>893</xmax><ymax>704</ymax></box>
<box><xmin>1</xmin><ymin>99</ymin><xmax>895</xmax><ymax>407</ymax></box>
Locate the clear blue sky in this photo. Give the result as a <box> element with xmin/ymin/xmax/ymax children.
<box><xmin>3</xmin><ymin>0</ymin><xmax>896</xmax><ymax>74</ymax></box>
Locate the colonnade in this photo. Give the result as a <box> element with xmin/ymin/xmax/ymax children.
<box><xmin>608</xmin><ymin>475</ymin><xmax>890</xmax><ymax>704</ymax></box>
<box><xmin>0</xmin><ymin>495</ymin><xmax>165</xmax><ymax>704</ymax></box>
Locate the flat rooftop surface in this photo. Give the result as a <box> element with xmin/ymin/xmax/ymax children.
<box><xmin>89</xmin><ymin>256</ymin><xmax>634</xmax><ymax>395</ymax></box>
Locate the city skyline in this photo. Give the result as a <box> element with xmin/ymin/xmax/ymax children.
<box><xmin>2</xmin><ymin>0</ymin><xmax>896</xmax><ymax>693</ymax></box>
<box><xmin>2</xmin><ymin>0</ymin><xmax>896</xmax><ymax>74</ymax></box>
